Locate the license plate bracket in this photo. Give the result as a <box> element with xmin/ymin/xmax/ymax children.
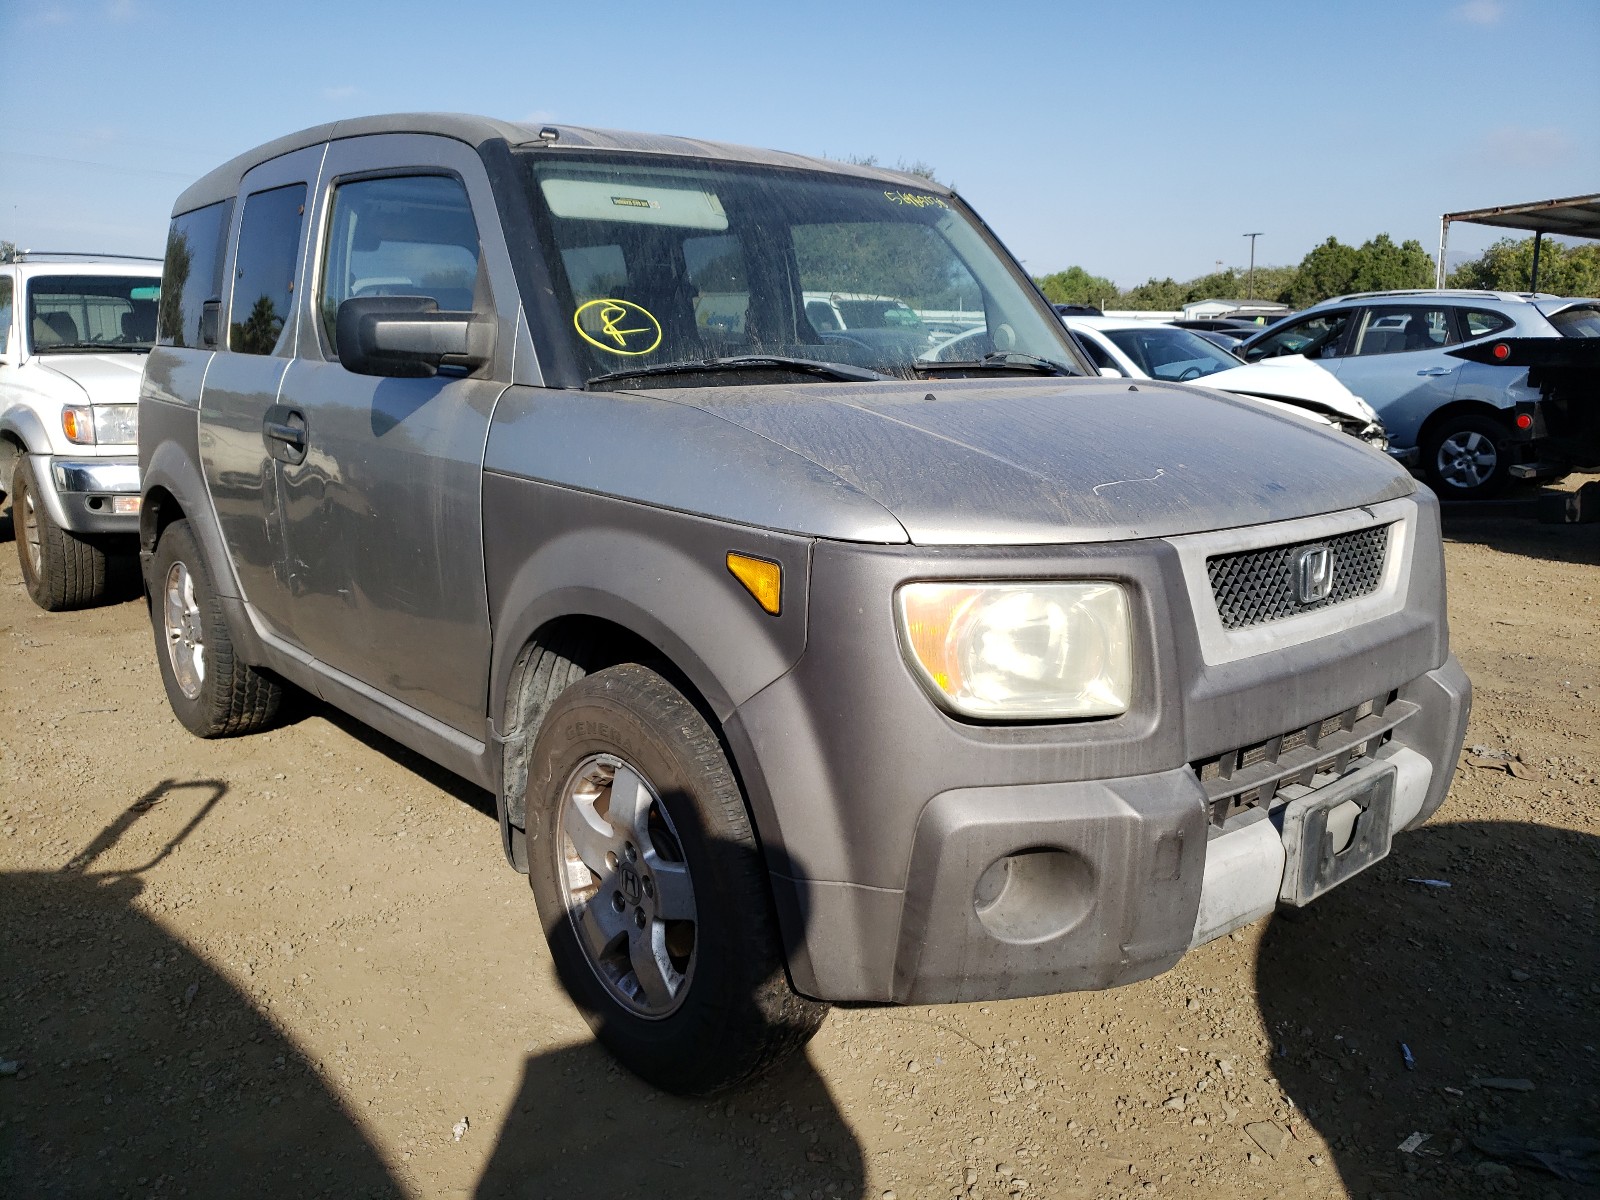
<box><xmin>1278</xmin><ymin>765</ymin><xmax>1395</xmax><ymax>907</ymax></box>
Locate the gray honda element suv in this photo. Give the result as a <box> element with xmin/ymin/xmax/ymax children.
<box><xmin>138</xmin><ymin>114</ymin><xmax>1470</xmax><ymax>1092</ymax></box>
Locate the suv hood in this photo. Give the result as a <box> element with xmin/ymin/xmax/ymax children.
<box><xmin>36</xmin><ymin>353</ymin><xmax>146</xmax><ymax>404</ymax></box>
<box><xmin>1201</xmin><ymin>355</ymin><xmax>1378</xmax><ymax>423</ymax></box>
<box><xmin>670</xmin><ymin>377</ymin><xmax>1414</xmax><ymax>545</ymax></box>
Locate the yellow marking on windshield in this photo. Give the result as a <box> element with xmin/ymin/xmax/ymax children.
<box><xmin>574</xmin><ymin>298</ymin><xmax>663</xmax><ymax>356</ymax></box>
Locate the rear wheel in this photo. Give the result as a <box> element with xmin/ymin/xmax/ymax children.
<box><xmin>13</xmin><ymin>457</ymin><xmax>114</xmax><ymax>610</ymax></box>
<box><xmin>525</xmin><ymin>663</ymin><xmax>826</xmax><ymax>1094</ymax></box>
<box><xmin>149</xmin><ymin>518</ymin><xmax>282</xmax><ymax>737</ymax></box>
<box><xmin>1422</xmin><ymin>413</ymin><xmax>1511</xmax><ymax>500</ymax></box>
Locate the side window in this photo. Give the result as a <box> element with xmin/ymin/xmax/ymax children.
<box><xmin>1349</xmin><ymin>306</ymin><xmax>1458</xmax><ymax>357</ymax></box>
<box><xmin>0</xmin><ymin>276</ymin><xmax>12</xmax><ymax>354</ymax></box>
<box><xmin>230</xmin><ymin>183</ymin><xmax>307</xmax><ymax>356</ymax></box>
<box><xmin>1249</xmin><ymin>311</ymin><xmax>1351</xmax><ymax>360</ymax></box>
<box><xmin>1074</xmin><ymin>331</ymin><xmax>1118</xmax><ymax>372</ymax></box>
<box><xmin>1461</xmin><ymin>309</ymin><xmax>1513</xmax><ymax>339</ymax></box>
<box><xmin>158</xmin><ymin>199</ymin><xmax>232</xmax><ymax>348</ymax></box>
<box><xmin>319</xmin><ymin>174</ymin><xmax>481</xmax><ymax>350</ymax></box>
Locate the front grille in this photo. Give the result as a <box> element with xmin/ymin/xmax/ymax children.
<box><xmin>1207</xmin><ymin>523</ymin><xmax>1391</xmax><ymax>630</ymax></box>
<box><xmin>1192</xmin><ymin>691</ymin><xmax>1412</xmax><ymax>827</ymax></box>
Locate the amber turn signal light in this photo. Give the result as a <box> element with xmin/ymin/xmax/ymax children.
<box><xmin>726</xmin><ymin>553</ymin><xmax>781</xmax><ymax>615</ymax></box>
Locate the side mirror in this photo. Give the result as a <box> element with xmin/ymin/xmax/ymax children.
<box><xmin>335</xmin><ymin>296</ymin><xmax>492</xmax><ymax>378</ymax></box>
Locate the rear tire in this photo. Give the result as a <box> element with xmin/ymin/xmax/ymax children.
<box><xmin>1422</xmin><ymin>413</ymin><xmax>1511</xmax><ymax>501</ymax></box>
<box><xmin>525</xmin><ymin>663</ymin><xmax>826</xmax><ymax>1094</ymax></box>
<box><xmin>13</xmin><ymin>457</ymin><xmax>113</xmax><ymax>610</ymax></box>
<box><xmin>149</xmin><ymin>518</ymin><xmax>282</xmax><ymax>737</ymax></box>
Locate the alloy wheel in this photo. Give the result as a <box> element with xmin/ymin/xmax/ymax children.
<box><xmin>1435</xmin><ymin>429</ymin><xmax>1498</xmax><ymax>491</ymax></box>
<box><xmin>162</xmin><ymin>561</ymin><xmax>206</xmax><ymax>700</ymax></box>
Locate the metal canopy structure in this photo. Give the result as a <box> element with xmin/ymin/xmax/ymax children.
<box><xmin>1435</xmin><ymin>192</ymin><xmax>1600</xmax><ymax>288</ymax></box>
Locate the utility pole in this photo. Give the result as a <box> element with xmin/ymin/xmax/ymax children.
<box><xmin>1243</xmin><ymin>232</ymin><xmax>1263</xmax><ymax>299</ymax></box>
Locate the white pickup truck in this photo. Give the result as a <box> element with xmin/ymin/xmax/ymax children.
<box><xmin>1</xmin><ymin>253</ymin><xmax>160</xmax><ymax>608</ymax></box>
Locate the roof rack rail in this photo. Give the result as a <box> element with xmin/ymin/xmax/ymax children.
<box><xmin>1324</xmin><ymin>287</ymin><xmax>1558</xmax><ymax>303</ymax></box>
<box><xmin>12</xmin><ymin>250</ymin><xmax>163</xmax><ymax>263</ymax></box>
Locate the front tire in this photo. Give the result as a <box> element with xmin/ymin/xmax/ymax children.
<box><xmin>13</xmin><ymin>457</ymin><xmax>114</xmax><ymax>610</ymax></box>
<box><xmin>525</xmin><ymin>664</ymin><xmax>826</xmax><ymax>1094</ymax></box>
<box><xmin>148</xmin><ymin>518</ymin><xmax>282</xmax><ymax>737</ymax></box>
<box><xmin>1422</xmin><ymin>413</ymin><xmax>1511</xmax><ymax>500</ymax></box>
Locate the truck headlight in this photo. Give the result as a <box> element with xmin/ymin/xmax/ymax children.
<box><xmin>896</xmin><ymin>581</ymin><xmax>1133</xmax><ymax>719</ymax></box>
<box><xmin>92</xmin><ymin>404</ymin><xmax>139</xmax><ymax>446</ymax></box>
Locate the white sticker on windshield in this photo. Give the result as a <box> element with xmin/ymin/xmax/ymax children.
<box><xmin>542</xmin><ymin>178</ymin><xmax>729</xmax><ymax>230</ymax></box>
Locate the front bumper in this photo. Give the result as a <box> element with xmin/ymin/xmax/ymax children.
<box><xmin>1387</xmin><ymin>445</ymin><xmax>1420</xmax><ymax>467</ymax></box>
<box><xmin>727</xmin><ymin>493</ymin><xmax>1468</xmax><ymax>1004</ymax></box>
<box><xmin>32</xmin><ymin>454</ymin><xmax>141</xmax><ymax>535</ymax></box>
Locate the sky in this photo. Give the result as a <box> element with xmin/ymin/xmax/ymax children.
<box><xmin>3</xmin><ymin>0</ymin><xmax>1597</xmax><ymax>288</ymax></box>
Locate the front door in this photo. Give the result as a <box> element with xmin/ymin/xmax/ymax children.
<box><xmin>274</xmin><ymin>134</ymin><xmax>520</xmax><ymax>735</ymax></box>
<box><xmin>1332</xmin><ymin>304</ymin><xmax>1462</xmax><ymax>451</ymax></box>
<box><xmin>198</xmin><ymin>145</ymin><xmax>324</xmax><ymax>637</ymax></box>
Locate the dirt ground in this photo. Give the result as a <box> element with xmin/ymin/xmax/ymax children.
<box><xmin>2</xmin><ymin>481</ymin><xmax>1597</xmax><ymax>1200</ymax></box>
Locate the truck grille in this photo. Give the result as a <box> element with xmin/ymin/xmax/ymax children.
<box><xmin>1206</xmin><ymin>524</ymin><xmax>1391</xmax><ymax>630</ymax></box>
<box><xmin>1191</xmin><ymin>691</ymin><xmax>1412</xmax><ymax>827</ymax></box>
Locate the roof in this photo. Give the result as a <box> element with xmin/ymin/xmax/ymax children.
<box><xmin>1441</xmin><ymin>192</ymin><xmax>1600</xmax><ymax>240</ymax></box>
<box><xmin>173</xmin><ymin>112</ymin><xmax>949</xmax><ymax>215</ymax></box>
<box><xmin>1064</xmin><ymin>316</ymin><xmax>1185</xmax><ymax>333</ymax></box>
<box><xmin>1319</xmin><ymin>288</ymin><xmax>1557</xmax><ymax>305</ymax></box>
<box><xmin>8</xmin><ymin>256</ymin><xmax>162</xmax><ymax>278</ymax></box>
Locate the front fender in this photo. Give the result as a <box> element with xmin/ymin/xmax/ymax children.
<box><xmin>483</xmin><ymin>473</ymin><xmax>812</xmax><ymax>732</ymax></box>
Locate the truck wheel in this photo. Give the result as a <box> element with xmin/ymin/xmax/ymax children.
<box><xmin>525</xmin><ymin>663</ymin><xmax>826</xmax><ymax>1094</ymax></box>
<box><xmin>1422</xmin><ymin>413</ymin><xmax>1510</xmax><ymax>501</ymax></box>
<box><xmin>13</xmin><ymin>457</ymin><xmax>112</xmax><ymax>610</ymax></box>
<box><xmin>149</xmin><ymin>518</ymin><xmax>282</xmax><ymax>737</ymax></box>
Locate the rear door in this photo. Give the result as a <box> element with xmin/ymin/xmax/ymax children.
<box><xmin>1332</xmin><ymin>304</ymin><xmax>1462</xmax><ymax>450</ymax></box>
<box><xmin>273</xmin><ymin>134</ymin><xmax>521</xmax><ymax>735</ymax></box>
<box><xmin>198</xmin><ymin>146</ymin><xmax>324</xmax><ymax>637</ymax></box>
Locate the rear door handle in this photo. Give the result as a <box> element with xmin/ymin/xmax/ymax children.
<box><xmin>263</xmin><ymin>405</ymin><xmax>308</xmax><ymax>464</ymax></box>
<box><xmin>1417</xmin><ymin>367</ymin><xmax>1452</xmax><ymax>376</ymax></box>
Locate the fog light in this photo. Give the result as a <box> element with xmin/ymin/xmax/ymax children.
<box><xmin>973</xmin><ymin>847</ymin><xmax>1095</xmax><ymax>943</ymax></box>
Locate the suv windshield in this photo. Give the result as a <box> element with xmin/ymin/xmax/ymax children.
<box><xmin>1549</xmin><ymin>305</ymin><xmax>1600</xmax><ymax>338</ymax></box>
<box><xmin>1104</xmin><ymin>326</ymin><xmax>1240</xmax><ymax>381</ymax></box>
<box><xmin>520</xmin><ymin>153</ymin><xmax>1084</xmax><ymax>385</ymax></box>
<box><xmin>27</xmin><ymin>274</ymin><xmax>161</xmax><ymax>353</ymax></box>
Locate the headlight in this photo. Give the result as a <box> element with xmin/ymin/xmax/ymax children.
<box><xmin>896</xmin><ymin>581</ymin><xmax>1133</xmax><ymax>719</ymax></box>
<box><xmin>92</xmin><ymin>405</ymin><xmax>139</xmax><ymax>446</ymax></box>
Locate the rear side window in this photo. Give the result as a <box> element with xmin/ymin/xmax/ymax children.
<box><xmin>319</xmin><ymin>173</ymin><xmax>481</xmax><ymax>350</ymax></box>
<box><xmin>1460</xmin><ymin>309</ymin><xmax>1512</xmax><ymax>339</ymax></box>
<box><xmin>1549</xmin><ymin>305</ymin><xmax>1600</xmax><ymax>338</ymax></box>
<box><xmin>230</xmin><ymin>183</ymin><xmax>307</xmax><ymax>355</ymax></box>
<box><xmin>159</xmin><ymin>199</ymin><xmax>232</xmax><ymax>348</ymax></box>
<box><xmin>0</xmin><ymin>276</ymin><xmax>11</xmax><ymax>354</ymax></box>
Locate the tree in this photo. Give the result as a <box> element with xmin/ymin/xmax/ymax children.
<box><xmin>1448</xmin><ymin>236</ymin><xmax>1600</xmax><ymax>296</ymax></box>
<box><xmin>0</xmin><ymin>239</ymin><xmax>15</xmax><ymax>264</ymax></box>
<box><xmin>1287</xmin><ymin>237</ymin><xmax>1360</xmax><ymax>308</ymax></box>
<box><xmin>1115</xmin><ymin>277</ymin><xmax>1188</xmax><ymax>310</ymax></box>
<box><xmin>1035</xmin><ymin>265</ymin><xmax>1116</xmax><ymax>306</ymax></box>
<box><xmin>1349</xmin><ymin>234</ymin><xmax>1434</xmax><ymax>293</ymax></box>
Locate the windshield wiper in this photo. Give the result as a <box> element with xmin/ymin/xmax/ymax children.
<box><xmin>588</xmin><ymin>355</ymin><xmax>888</xmax><ymax>389</ymax></box>
<box><xmin>36</xmin><ymin>342</ymin><xmax>150</xmax><ymax>354</ymax></box>
<box><xmin>913</xmin><ymin>351</ymin><xmax>1075</xmax><ymax>377</ymax></box>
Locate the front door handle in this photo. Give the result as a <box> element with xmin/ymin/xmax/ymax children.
<box><xmin>1417</xmin><ymin>367</ymin><xmax>1453</xmax><ymax>377</ymax></box>
<box><xmin>263</xmin><ymin>405</ymin><xmax>308</xmax><ymax>464</ymax></box>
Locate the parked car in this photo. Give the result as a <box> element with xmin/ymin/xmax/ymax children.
<box><xmin>1052</xmin><ymin>302</ymin><xmax>1103</xmax><ymax>317</ymax></box>
<box><xmin>801</xmin><ymin>290</ymin><xmax>933</xmax><ymax>355</ymax></box>
<box><xmin>1171</xmin><ymin>317</ymin><xmax>1263</xmax><ymax>335</ymax></box>
<box><xmin>1237</xmin><ymin>289</ymin><xmax>1600</xmax><ymax>499</ymax></box>
<box><xmin>1060</xmin><ymin>316</ymin><xmax>1394</xmax><ymax>452</ymax></box>
<box><xmin>0</xmin><ymin>252</ymin><xmax>160</xmax><ymax>608</ymax></box>
<box><xmin>140</xmin><ymin>113</ymin><xmax>1469</xmax><ymax>1094</ymax></box>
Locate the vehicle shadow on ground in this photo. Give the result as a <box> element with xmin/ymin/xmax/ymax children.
<box><xmin>1439</xmin><ymin>484</ymin><xmax>1600</xmax><ymax>568</ymax></box>
<box><xmin>1256</xmin><ymin>819</ymin><xmax>1600</xmax><ymax>1198</ymax></box>
<box><xmin>474</xmin><ymin>1042</ymin><xmax>862</xmax><ymax>1199</ymax></box>
<box><xmin>0</xmin><ymin>779</ymin><xmax>404</xmax><ymax>1199</ymax></box>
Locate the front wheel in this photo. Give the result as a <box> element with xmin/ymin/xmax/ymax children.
<box><xmin>12</xmin><ymin>457</ymin><xmax>117</xmax><ymax>610</ymax></box>
<box><xmin>525</xmin><ymin>664</ymin><xmax>826</xmax><ymax>1094</ymax></box>
<box><xmin>1422</xmin><ymin>413</ymin><xmax>1511</xmax><ymax>500</ymax></box>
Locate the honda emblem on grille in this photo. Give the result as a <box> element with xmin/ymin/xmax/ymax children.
<box><xmin>1293</xmin><ymin>545</ymin><xmax>1334</xmax><ymax>604</ymax></box>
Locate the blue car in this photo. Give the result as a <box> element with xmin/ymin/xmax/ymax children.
<box><xmin>1239</xmin><ymin>290</ymin><xmax>1600</xmax><ymax>499</ymax></box>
